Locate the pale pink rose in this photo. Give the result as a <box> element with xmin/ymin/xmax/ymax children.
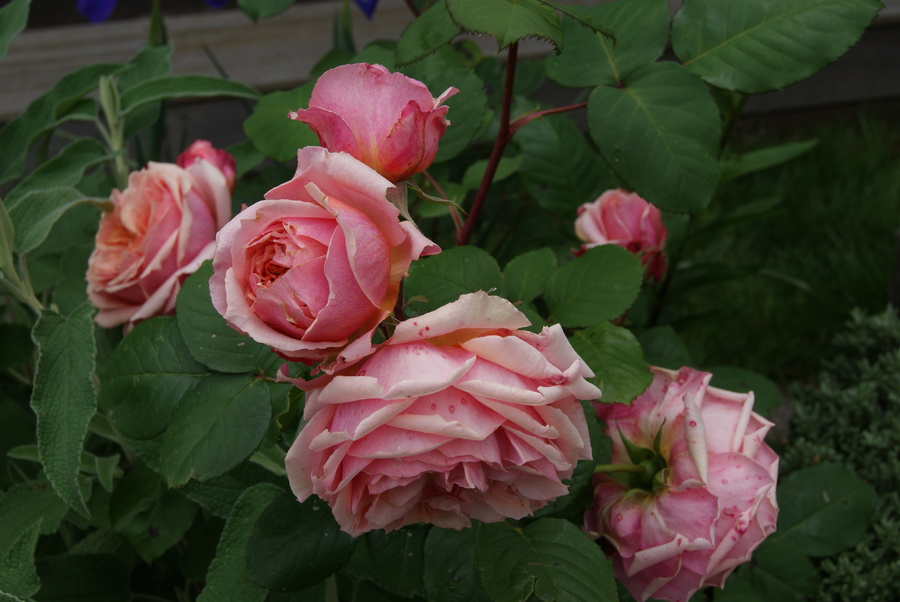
<box><xmin>290</xmin><ymin>63</ymin><xmax>457</xmax><ymax>182</ymax></box>
<box><xmin>575</xmin><ymin>189</ymin><xmax>667</xmax><ymax>281</ymax></box>
<box><xmin>177</xmin><ymin>139</ymin><xmax>237</xmax><ymax>192</ymax></box>
<box><xmin>87</xmin><ymin>158</ymin><xmax>231</xmax><ymax>328</ymax></box>
<box><xmin>209</xmin><ymin>147</ymin><xmax>438</xmax><ymax>365</ymax></box>
<box><xmin>284</xmin><ymin>292</ymin><xmax>599</xmax><ymax>536</ymax></box>
<box><xmin>584</xmin><ymin>366</ymin><xmax>779</xmax><ymax>602</ymax></box>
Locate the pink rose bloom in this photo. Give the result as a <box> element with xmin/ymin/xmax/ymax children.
<box><xmin>584</xmin><ymin>366</ymin><xmax>779</xmax><ymax>602</ymax></box>
<box><xmin>285</xmin><ymin>292</ymin><xmax>599</xmax><ymax>536</ymax></box>
<box><xmin>290</xmin><ymin>63</ymin><xmax>457</xmax><ymax>182</ymax></box>
<box><xmin>575</xmin><ymin>189</ymin><xmax>667</xmax><ymax>281</ymax></box>
<box><xmin>209</xmin><ymin>147</ymin><xmax>438</xmax><ymax>365</ymax></box>
<box><xmin>177</xmin><ymin>139</ymin><xmax>237</xmax><ymax>192</ymax></box>
<box><xmin>86</xmin><ymin>158</ymin><xmax>231</xmax><ymax>328</ymax></box>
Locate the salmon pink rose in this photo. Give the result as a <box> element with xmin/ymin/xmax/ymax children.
<box><xmin>584</xmin><ymin>366</ymin><xmax>779</xmax><ymax>602</ymax></box>
<box><xmin>575</xmin><ymin>189</ymin><xmax>667</xmax><ymax>281</ymax></box>
<box><xmin>210</xmin><ymin>147</ymin><xmax>438</xmax><ymax>365</ymax></box>
<box><xmin>86</xmin><ymin>156</ymin><xmax>231</xmax><ymax>328</ymax></box>
<box><xmin>177</xmin><ymin>139</ymin><xmax>237</xmax><ymax>191</ymax></box>
<box><xmin>285</xmin><ymin>292</ymin><xmax>599</xmax><ymax>536</ymax></box>
<box><xmin>290</xmin><ymin>63</ymin><xmax>457</xmax><ymax>182</ymax></box>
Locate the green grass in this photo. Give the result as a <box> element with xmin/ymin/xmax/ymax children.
<box><xmin>669</xmin><ymin>111</ymin><xmax>900</xmax><ymax>380</ymax></box>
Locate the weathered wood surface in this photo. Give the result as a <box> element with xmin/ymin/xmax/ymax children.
<box><xmin>2</xmin><ymin>0</ymin><xmax>899</xmax><ymax>122</ymax></box>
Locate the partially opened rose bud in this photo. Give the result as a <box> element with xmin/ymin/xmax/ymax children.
<box><xmin>585</xmin><ymin>366</ymin><xmax>779</xmax><ymax>602</ymax></box>
<box><xmin>177</xmin><ymin>140</ymin><xmax>237</xmax><ymax>192</ymax></box>
<box><xmin>290</xmin><ymin>63</ymin><xmax>457</xmax><ymax>182</ymax></box>
<box><xmin>285</xmin><ymin>292</ymin><xmax>599</xmax><ymax>536</ymax></box>
<box><xmin>209</xmin><ymin>147</ymin><xmax>438</xmax><ymax>365</ymax></box>
<box><xmin>575</xmin><ymin>189</ymin><xmax>667</xmax><ymax>281</ymax></box>
<box><xmin>87</xmin><ymin>159</ymin><xmax>231</xmax><ymax>329</ymax></box>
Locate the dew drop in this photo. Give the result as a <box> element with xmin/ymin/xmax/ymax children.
<box><xmin>358</xmin><ymin>370</ymin><xmax>366</xmax><ymax>376</ymax></box>
<box><xmin>721</xmin><ymin>479</ymin><xmax>728</xmax><ymax>484</ymax></box>
<box><xmin>616</xmin><ymin>513</ymin><xmax>623</xmax><ymax>522</ymax></box>
<box><xmin>431</xmin><ymin>403</ymin><xmax>437</xmax><ymax>410</ymax></box>
<box><xmin>689</xmin><ymin>420</ymin><xmax>697</xmax><ymax>427</ymax></box>
<box><xmin>449</xmin><ymin>405</ymin><xmax>456</xmax><ymax>413</ymax></box>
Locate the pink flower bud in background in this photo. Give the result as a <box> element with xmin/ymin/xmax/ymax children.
<box><xmin>584</xmin><ymin>366</ymin><xmax>778</xmax><ymax>602</ymax></box>
<box><xmin>209</xmin><ymin>147</ymin><xmax>438</xmax><ymax>365</ymax></box>
<box><xmin>86</xmin><ymin>156</ymin><xmax>232</xmax><ymax>329</ymax></box>
<box><xmin>284</xmin><ymin>292</ymin><xmax>599</xmax><ymax>536</ymax></box>
<box><xmin>575</xmin><ymin>189</ymin><xmax>668</xmax><ymax>281</ymax></box>
<box><xmin>290</xmin><ymin>63</ymin><xmax>457</xmax><ymax>182</ymax></box>
<box><xmin>177</xmin><ymin>139</ymin><xmax>237</xmax><ymax>192</ymax></box>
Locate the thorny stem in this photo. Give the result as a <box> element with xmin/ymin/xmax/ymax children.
<box><xmin>457</xmin><ymin>43</ymin><xmax>519</xmax><ymax>246</ymax></box>
<box><xmin>423</xmin><ymin>169</ymin><xmax>463</xmax><ymax>235</ymax></box>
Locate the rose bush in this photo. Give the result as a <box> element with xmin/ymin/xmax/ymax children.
<box><xmin>584</xmin><ymin>366</ymin><xmax>778</xmax><ymax>602</ymax></box>
<box><xmin>177</xmin><ymin>139</ymin><xmax>237</xmax><ymax>191</ymax></box>
<box><xmin>209</xmin><ymin>146</ymin><xmax>438</xmax><ymax>364</ymax></box>
<box><xmin>290</xmin><ymin>63</ymin><xmax>457</xmax><ymax>182</ymax></box>
<box><xmin>284</xmin><ymin>292</ymin><xmax>599</xmax><ymax>536</ymax></box>
<box><xmin>575</xmin><ymin>189</ymin><xmax>668</xmax><ymax>281</ymax></box>
<box><xmin>86</xmin><ymin>149</ymin><xmax>232</xmax><ymax>328</ymax></box>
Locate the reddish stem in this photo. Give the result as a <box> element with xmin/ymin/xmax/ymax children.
<box><xmin>403</xmin><ymin>0</ymin><xmax>421</xmax><ymax>17</ymax></box>
<box><xmin>510</xmin><ymin>102</ymin><xmax>588</xmax><ymax>134</ymax></box>
<box><xmin>457</xmin><ymin>43</ymin><xmax>518</xmax><ymax>246</ymax></box>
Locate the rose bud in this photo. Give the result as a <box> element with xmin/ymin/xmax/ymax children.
<box><xmin>86</xmin><ymin>157</ymin><xmax>231</xmax><ymax>329</ymax></box>
<box><xmin>584</xmin><ymin>366</ymin><xmax>779</xmax><ymax>602</ymax></box>
<box><xmin>290</xmin><ymin>63</ymin><xmax>457</xmax><ymax>182</ymax></box>
<box><xmin>209</xmin><ymin>147</ymin><xmax>438</xmax><ymax>365</ymax></box>
<box><xmin>575</xmin><ymin>189</ymin><xmax>668</xmax><ymax>281</ymax></box>
<box><xmin>284</xmin><ymin>292</ymin><xmax>600</xmax><ymax>536</ymax></box>
<box><xmin>176</xmin><ymin>139</ymin><xmax>237</xmax><ymax>192</ymax></box>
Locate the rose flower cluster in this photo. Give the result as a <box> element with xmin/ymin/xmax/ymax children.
<box><xmin>85</xmin><ymin>61</ymin><xmax>778</xmax><ymax>596</ymax></box>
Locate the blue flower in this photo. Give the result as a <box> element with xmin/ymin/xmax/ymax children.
<box><xmin>77</xmin><ymin>0</ymin><xmax>230</xmax><ymax>24</ymax></box>
<box><xmin>354</xmin><ymin>0</ymin><xmax>379</xmax><ymax>19</ymax></box>
<box><xmin>77</xmin><ymin>0</ymin><xmax>116</xmax><ymax>23</ymax></box>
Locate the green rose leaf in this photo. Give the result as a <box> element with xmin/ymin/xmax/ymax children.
<box><xmin>714</xmin><ymin>540</ymin><xmax>819</xmax><ymax>602</ymax></box>
<box><xmin>588</xmin><ymin>61</ymin><xmax>720</xmax><ymax>213</ymax></box>
<box><xmin>109</xmin><ymin>463</ymin><xmax>198</xmax><ymax>563</ymax></box>
<box><xmin>182</xmin><ymin>462</ymin><xmax>284</xmax><ymax>519</ymax></box>
<box><xmin>0</xmin><ymin>62</ymin><xmax>124</xmax><ymax>186</ymax></box>
<box><xmin>160</xmin><ymin>374</ymin><xmax>273</xmax><ymax>487</ymax></box>
<box><xmin>396</xmin><ymin>1</ymin><xmax>462</xmax><ymax>65</ymax></box>
<box><xmin>637</xmin><ymin>325</ymin><xmax>694</xmax><ymax>370</ymax></box>
<box><xmin>571</xmin><ymin>321</ymin><xmax>652</xmax><ymax>404</ymax></box>
<box><xmin>243</xmin><ymin>83</ymin><xmax>318</xmax><ymax>162</ymax></box>
<box><xmin>423</xmin><ymin>528</ymin><xmax>490</xmax><ymax>602</ymax></box>
<box><xmin>0</xmin><ymin>520</ymin><xmax>41</xmax><ymax>600</ymax></box>
<box><xmin>720</xmin><ymin>140</ymin><xmax>818</xmax><ymax>183</ymax></box>
<box><xmin>673</xmin><ymin>0</ymin><xmax>883</xmax><ymax>94</ymax></box>
<box><xmin>546</xmin><ymin>0</ymin><xmax>669</xmax><ymax>88</ymax></box>
<box><xmin>516</xmin><ymin>113</ymin><xmax>614</xmax><ymax>218</ymax></box>
<box><xmin>176</xmin><ymin>262</ymin><xmax>282</xmax><ymax>374</ymax></box>
<box><xmin>445</xmin><ymin>0</ymin><xmax>562</xmax><ymax>51</ymax></box>
<box><xmin>475</xmin><ymin>518</ymin><xmax>617</xmax><ymax>602</ymax></box>
<box><xmin>245</xmin><ymin>493</ymin><xmax>355</xmax><ymax>592</ymax></box>
<box><xmin>100</xmin><ymin>316</ymin><xmax>210</xmax><ymax>441</ymax></box>
<box><xmin>545</xmin><ymin>245</ymin><xmax>643</xmax><ymax>328</ymax></box>
<box><xmin>119</xmin><ymin>75</ymin><xmax>258</xmax><ymax>115</ymax></box>
<box><xmin>9</xmin><ymin>187</ymin><xmax>102</xmax><ymax>255</ymax></box>
<box><xmin>405</xmin><ymin>246</ymin><xmax>504</xmax><ymax>316</ymax></box>
<box><xmin>0</xmin><ymin>0</ymin><xmax>29</xmax><ymax>62</ymax></box>
<box><xmin>503</xmin><ymin>247</ymin><xmax>557</xmax><ymax>304</ymax></box>
<box><xmin>4</xmin><ymin>139</ymin><xmax>112</xmax><ymax>208</ymax></box>
<box><xmin>30</xmin><ymin>303</ymin><xmax>97</xmax><ymax>517</ymax></box>
<box><xmin>198</xmin><ymin>483</ymin><xmax>284</xmax><ymax>602</ymax></box>
<box><xmin>769</xmin><ymin>463</ymin><xmax>877</xmax><ymax>557</ymax></box>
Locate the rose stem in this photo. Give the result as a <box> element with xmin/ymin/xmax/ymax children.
<box><xmin>457</xmin><ymin>42</ymin><xmax>518</xmax><ymax>246</ymax></box>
